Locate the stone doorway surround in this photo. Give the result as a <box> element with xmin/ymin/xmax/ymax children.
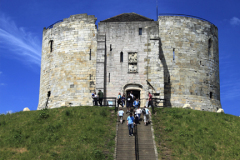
<box><xmin>123</xmin><ymin>83</ymin><xmax>147</xmax><ymax>108</ymax></box>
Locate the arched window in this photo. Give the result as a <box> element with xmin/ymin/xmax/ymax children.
<box><xmin>120</xmin><ymin>52</ymin><xmax>123</xmax><ymax>62</ymax></box>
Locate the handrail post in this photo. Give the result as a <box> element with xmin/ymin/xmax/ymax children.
<box><xmin>115</xmin><ymin>98</ymin><xmax>117</xmax><ymax>113</ymax></box>
<box><xmin>152</xmin><ymin>98</ymin><xmax>155</xmax><ymax>114</ymax></box>
<box><xmin>134</xmin><ymin>124</ymin><xmax>139</xmax><ymax>160</ymax></box>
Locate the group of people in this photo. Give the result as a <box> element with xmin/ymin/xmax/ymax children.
<box><xmin>92</xmin><ymin>90</ymin><xmax>104</xmax><ymax>106</ymax></box>
<box><xmin>117</xmin><ymin>92</ymin><xmax>153</xmax><ymax>137</ymax></box>
<box><xmin>118</xmin><ymin>91</ymin><xmax>153</xmax><ymax>112</ymax></box>
<box><xmin>118</xmin><ymin>106</ymin><xmax>151</xmax><ymax>136</ymax></box>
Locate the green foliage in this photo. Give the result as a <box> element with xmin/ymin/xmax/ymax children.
<box><xmin>153</xmin><ymin>108</ymin><xmax>240</xmax><ymax>160</ymax></box>
<box><xmin>0</xmin><ymin>106</ymin><xmax>116</xmax><ymax>159</ymax></box>
<box><xmin>65</xmin><ymin>110</ymin><xmax>71</xmax><ymax>116</ymax></box>
<box><xmin>38</xmin><ymin>110</ymin><xmax>49</xmax><ymax>119</ymax></box>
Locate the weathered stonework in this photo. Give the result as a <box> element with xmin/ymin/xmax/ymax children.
<box><xmin>158</xmin><ymin>16</ymin><xmax>221</xmax><ymax>111</ymax></box>
<box><xmin>38</xmin><ymin>14</ymin><xmax>97</xmax><ymax>109</ymax></box>
<box><xmin>38</xmin><ymin>13</ymin><xmax>221</xmax><ymax>111</ymax></box>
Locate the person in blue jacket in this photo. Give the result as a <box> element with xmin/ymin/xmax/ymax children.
<box><xmin>127</xmin><ymin>112</ymin><xmax>135</xmax><ymax>136</ymax></box>
<box><xmin>133</xmin><ymin>98</ymin><xmax>140</xmax><ymax>109</ymax></box>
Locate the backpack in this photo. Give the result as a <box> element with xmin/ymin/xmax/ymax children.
<box><xmin>142</xmin><ymin>109</ymin><xmax>146</xmax><ymax>115</ymax></box>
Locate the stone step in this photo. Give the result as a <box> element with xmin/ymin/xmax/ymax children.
<box><xmin>116</xmin><ymin>152</ymin><xmax>135</xmax><ymax>157</ymax></box>
<box><xmin>138</xmin><ymin>144</ymin><xmax>155</xmax><ymax>148</ymax></box>
<box><xmin>139</xmin><ymin>156</ymin><xmax>156</xmax><ymax>160</ymax></box>
<box><xmin>116</xmin><ymin>156</ymin><xmax>135</xmax><ymax>160</ymax></box>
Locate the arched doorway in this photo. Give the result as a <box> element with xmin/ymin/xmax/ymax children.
<box><xmin>123</xmin><ymin>83</ymin><xmax>146</xmax><ymax>107</ymax></box>
<box><xmin>126</xmin><ymin>90</ymin><xmax>140</xmax><ymax>99</ymax></box>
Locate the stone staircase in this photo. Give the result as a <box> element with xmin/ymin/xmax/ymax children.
<box><xmin>116</xmin><ymin>108</ymin><xmax>157</xmax><ymax>160</ymax></box>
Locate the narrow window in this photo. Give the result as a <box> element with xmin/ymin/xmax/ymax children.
<box><xmin>173</xmin><ymin>48</ymin><xmax>175</xmax><ymax>62</ymax></box>
<box><xmin>210</xmin><ymin>92</ymin><xmax>212</xmax><ymax>99</ymax></box>
<box><xmin>168</xmin><ymin>76</ymin><xmax>170</xmax><ymax>83</ymax></box>
<box><xmin>89</xmin><ymin>74</ymin><xmax>91</xmax><ymax>80</ymax></box>
<box><xmin>120</xmin><ymin>52</ymin><xmax>123</xmax><ymax>62</ymax></box>
<box><xmin>139</xmin><ymin>28</ymin><xmax>142</xmax><ymax>35</ymax></box>
<box><xmin>49</xmin><ymin>40</ymin><xmax>53</xmax><ymax>52</ymax></box>
<box><xmin>208</xmin><ymin>39</ymin><xmax>212</xmax><ymax>57</ymax></box>
<box><xmin>47</xmin><ymin>91</ymin><xmax>51</xmax><ymax>97</ymax></box>
<box><xmin>109</xmin><ymin>73</ymin><xmax>110</xmax><ymax>82</ymax></box>
<box><xmin>89</xmin><ymin>49</ymin><xmax>91</xmax><ymax>60</ymax></box>
<box><xmin>110</xmin><ymin>44</ymin><xmax>112</xmax><ymax>51</ymax></box>
<box><xmin>200</xmin><ymin>61</ymin><xmax>201</xmax><ymax>65</ymax></box>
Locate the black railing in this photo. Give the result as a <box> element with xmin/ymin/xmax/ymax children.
<box><xmin>151</xmin><ymin>98</ymin><xmax>166</xmax><ymax>114</ymax></box>
<box><xmin>134</xmin><ymin>124</ymin><xmax>139</xmax><ymax>160</ymax></box>
<box><xmin>158</xmin><ymin>13</ymin><xmax>215</xmax><ymax>25</ymax></box>
<box><xmin>46</xmin><ymin>20</ymin><xmax>63</xmax><ymax>29</ymax></box>
<box><xmin>92</xmin><ymin>97</ymin><xmax>117</xmax><ymax>112</ymax></box>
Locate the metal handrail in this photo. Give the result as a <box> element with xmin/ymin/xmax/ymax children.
<box><xmin>92</xmin><ymin>97</ymin><xmax>117</xmax><ymax>112</ymax></box>
<box><xmin>46</xmin><ymin>20</ymin><xmax>63</xmax><ymax>29</ymax></box>
<box><xmin>134</xmin><ymin>124</ymin><xmax>139</xmax><ymax>160</ymax></box>
<box><xmin>158</xmin><ymin>13</ymin><xmax>215</xmax><ymax>25</ymax></box>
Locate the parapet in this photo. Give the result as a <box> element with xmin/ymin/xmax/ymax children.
<box><xmin>44</xmin><ymin>13</ymin><xmax>97</xmax><ymax>31</ymax></box>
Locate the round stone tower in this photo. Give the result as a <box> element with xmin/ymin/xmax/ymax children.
<box><xmin>158</xmin><ymin>15</ymin><xmax>221</xmax><ymax>111</ymax></box>
<box><xmin>37</xmin><ymin>14</ymin><xmax>97</xmax><ymax>110</ymax></box>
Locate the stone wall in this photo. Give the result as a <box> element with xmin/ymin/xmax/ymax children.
<box><xmin>97</xmin><ymin>21</ymin><xmax>164</xmax><ymax>107</ymax></box>
<box><xmin>158</xmin><ymin>16</ymin><xmax>221</xmax><ymax>111</ymax></box>
<box><xmin>37</xmin><ymin>14</ymin><xmax>97</xmax><ymax>110</ymax></box>
<box><xmin>37</xmin><ymin>13</ymin><xmax>222</xmax><ymax>111</ymax></box>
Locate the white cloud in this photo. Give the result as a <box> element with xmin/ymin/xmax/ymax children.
<box><xmin>0</xmin><ymin>14</ymin><xmax>41</xmax><ymax>65</ymax></box>
<box><xmin>230</xmin><ymin>17</ymin><xmax>240</xmax><ymax>26</ymax></box>
<box><xmin>0</xmin><ymin>83</ymin><xmax>5</xmax><ymax>86</ymax></box>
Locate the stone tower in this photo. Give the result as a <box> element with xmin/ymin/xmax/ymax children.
<box><xmin>38</xmin><ymin>13</ymin><xmax>221</xmax><ymax>111</ymax></box>
<box><xmin>38</xmin><ymin>14</ymin><xmax>97</xmax><ymax>109</ymax></box>
<box><xmin>158</xmin><ymin>15</ymin><xmax>221</xmax><ymax>111</ymax></box>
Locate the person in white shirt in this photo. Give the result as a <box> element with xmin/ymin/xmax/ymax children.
<box><xmin>136</xmin><ymin>106</ymin><xmax>142</xmax><ymax>121</ymax></box>
<box><xmin>118</xmin><ymin>108</ymin><xmax>124</xmax><ymax>124</ymax></box>
<box><xmin>130</xmin><ymin>91</ymin><xmax>134</xmax><ymax>99</ymax></box>
<box><xmin>142</xmin><ymin>106</ymin><xmax>151</xmax><ymax>126</ymax></box>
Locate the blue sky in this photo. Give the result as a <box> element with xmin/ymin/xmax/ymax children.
<box><xmin>0</xmin><ymin>0</ymin><xmax>239</xmax><ymax>116</ymax></box>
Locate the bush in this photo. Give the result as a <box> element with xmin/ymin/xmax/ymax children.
<box><xmin>0</xmin><ymin>120</ymin><xmax>6</xmax><ymax>126</ymax></box>
<box><xmin>65</xmin><ymin>110</ymin><xmax>71</xmax><ymax>116</ymax></box>
<box><xmin>39</xmin><ymin>111</ymin><xmax>49</xmax><ymax>119</ymax></box>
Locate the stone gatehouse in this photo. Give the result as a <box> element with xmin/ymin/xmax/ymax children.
<box><xmin>37</xmin><ymin>13</ymin><xmax>221</xmax><ymax>111</ymax></box>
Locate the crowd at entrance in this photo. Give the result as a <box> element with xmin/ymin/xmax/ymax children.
<box><xmin>118</xmin><ymin>92</ymin><xmax>153</xmax><ymax>137</ymax></box>
<box><xmin>117</xmin><ymin>91</ymin><xmax>153</xmax><ymax>109</ymax></box>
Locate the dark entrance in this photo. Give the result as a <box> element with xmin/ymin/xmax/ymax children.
<box><xmin>127</xmin><ymin>90</ymin><xmax>140</xmax><ymax>100</ymax></box>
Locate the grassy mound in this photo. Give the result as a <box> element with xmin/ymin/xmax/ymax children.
<box><xmin>0</xmin><ymin>106</ymin><xmax>116</xmax><ymax>160</ymax></box>
<box><xmin>152</xmin><ymin>108</ymin><xmax>240</xmax><ymax>160</ymax></box>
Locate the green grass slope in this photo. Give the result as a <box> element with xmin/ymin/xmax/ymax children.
<box><xmin>0</xmin><ymin>106</ymin><xmax>116</xmax><ymax>160</ymax></box>
<box><xmin>152</xmin><ymin>108</ymin><xmax>240</xmax><ymax>160</ymax></box>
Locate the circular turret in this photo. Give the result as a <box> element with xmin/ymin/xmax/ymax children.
<box><xmin>158</xmin><ymin>15</ymin><xmax>221</xmax><ymax>111</ymax></box>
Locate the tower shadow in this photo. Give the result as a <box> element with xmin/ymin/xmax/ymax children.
<box><xmin>159</xmin><ymin>38</ymin><xmax>172</xmax><ymax>107</ymax></box>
